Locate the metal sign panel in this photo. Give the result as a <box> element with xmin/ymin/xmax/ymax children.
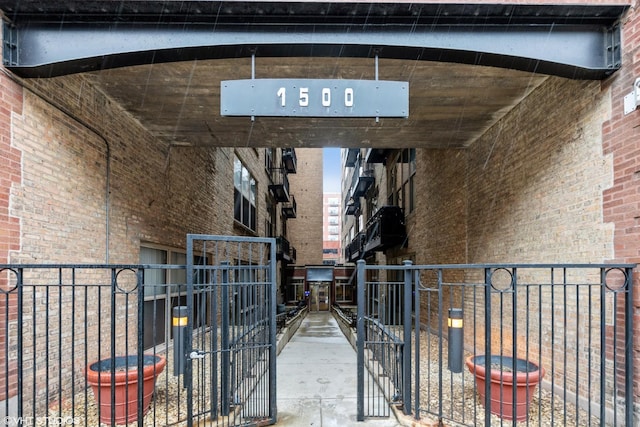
<box><xmin>220</xmin><ymin>78</ymin><xmax>408</xmax><ymax>118</ymax></box>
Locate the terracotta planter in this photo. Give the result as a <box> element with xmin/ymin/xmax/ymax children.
<box><xmin>466</xmin><ymin>355</ymin><xmax>545</xmax><ymax>422</ymax></box>
<box><xmin>86</xmin><ymin>354</ymin><xmax>166</xmax><ymax>425</ymax></box>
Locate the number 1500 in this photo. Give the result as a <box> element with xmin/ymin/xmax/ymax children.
<box><xmin>277</xmin><ymin>87</ymin><xmax>354</xmax><ymax>108</ymax></box>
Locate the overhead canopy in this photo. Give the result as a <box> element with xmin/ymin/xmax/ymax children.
<box><xmin>0</xmin><ymin>2</ymin><xmax>629</xmax><ymax>150</ymax></box>
<box><xmin>307</xmin><ymin>267</ymin><xmax>334</xmax><ymax>282</ymax></box>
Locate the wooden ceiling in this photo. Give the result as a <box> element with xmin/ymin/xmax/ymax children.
<box><xmin>88</xmin><ymin>56</ymin><xmax>548</xmax><ymax>149</ymax></box>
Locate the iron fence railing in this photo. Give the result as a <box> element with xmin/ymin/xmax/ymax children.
<box><xmin>356</xmin><ymin>260</ymin><xmax>636</xmax><ymax>426</ymax></box>
<box><xmin>0</xmin><ymin>257</ymin><xmax>276</xmax><ymax>427</ymax></box>
<box><xmin>0</xmin><ymin>264</ymin><xmax>187</xmax><ymax>426</ymax></box>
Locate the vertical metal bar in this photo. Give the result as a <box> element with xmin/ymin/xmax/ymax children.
<box><xmin>16</xmin><ymin>268</ymin><xmax>23</xmax><ymax>419</ymax></box>
<box><xmin>437</xmin><ymin>269</ymin><xmax>443</xmax><ymax>420</ymax></box>
<box><xmin>137</xmin><ymin>269</ymin><xmax>145</xmax><ymax>426</ymax></box>
<box><xmin>599</xmin><ymin>268</ymin><xmax>606</xmax><ymax>424</ymax></box>
<box><xmin>70</xmin><ymin>269</ymin><xmax>77</xmax><ymax>421</ymax></box>
<box><xmin>613</xmin><ymin>283</ymin><xmax>619</xmax><ymax>426</ymax></box>
<box><xmin>269</xmin><ymin>239</ymin><xmax>278</xmax><ymax>423</ymax></box>
<box><xmin>211</xmin><ymin>265</ymin><xmax>219</xmax><ymax>419</ymax></box>
<box><xmin>587</xmin><ymin>276</ymin><xmax>592</xmax><ymax>423</ymax></box>
<box><xmin>356</xmin><ymin>259</ymin><xmax>365</xmax><ymax>421</ymax></box>
<box><xmin>221</xmin><ymin>261</ymin><xmax>230</xmax><ymax>416</ymax></box>
<box><xmin>550</xmin><ymin>267</ymin><xmax>556</xmax><ymax>426</ymax></box>
<box><xmin>483</xmin><ymin>268</ymin><xmax>492</xmax><ymax>427</ymax></box>
<box><xmin>413</xmin><ymin>268</ymin><xmax>421</xmax><ymax>421</ymax></box>
<box><xmin>45</xmin><ymin>276</ymin><xmax>50</xmax><ymax>419</ymax></box>
<box><xmin>110</xmin><ymin>268</ymin><xmax>117</xmax><ymax>425</ymax></box>
<box><xmin>511</xmin><ymin>268</ymin><xmax>518</xmax><ymax>422</ymax></box>
<box><xmin>563</xmin><ymin>268</ymin><xmax>568</xmax><ymax>426</ymax></box>
<box><xmin>524</xmin><ymin>270</ymin><xmax>532</xmax><ymax>424</ymax></box>
<box><xmin>402</xmin><ymin>260</ymin><xmax>413</xmax><ymax>415</ymax></box>
<box><xmin>573</xmin><ymin>273</ymin><xmax>579</xmax><ymax>426</ymax></box>
<box><xmin>186</xmin><ymin>235</ymin><xmax>195</xmax><ymax>427</ymax></box>
<box><xmin>624</xmin><ymin>267</ymin><xmax>634</xmax><ymax>427</ymax></box>
<box><xmin>57</xmin><ymin>268</ymin><xmax>63</xmax><ymax>421</ymax></box>
<box><xmin>402</xmin><ymin>261</ymin><xmax>412</xmax><ymax>416</ymax></box>
<box><xmin>30</xmin><ymin>272</ymin><xmax>36</xmax><ymax>422</ymax></box>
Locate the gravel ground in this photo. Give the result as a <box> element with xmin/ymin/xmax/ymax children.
<box><xmin>39</xmin><ymin>321</ymin><xmax>615</xmax><ymax>427</ymax></box>
<box><xmin>414</xmin><ymin>331</ymin><xmax>610</xmax><ymax>427</ymax></box>
<box><xmin>44</xmin><ymin>346</ymin><xmax>205</xmax><ymax>427</ymax></box>
<box><xmin>42</xmin><ymin>322</ymin><xmax>287</xmax><ymax>427</ymax></box>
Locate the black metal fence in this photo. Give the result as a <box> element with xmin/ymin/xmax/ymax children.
<box><xmin>356</xmin><ymin>260</ymin><xmax>636</xmax><ymax>426</ymax></box>
<box><xmin>0</xmin><ymin>256</ymin><xmax>276</xmax><ymax>426</ymax></box>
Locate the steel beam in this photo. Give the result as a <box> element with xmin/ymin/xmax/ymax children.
<box><xmin>0</xmin><ymin>3</ymin><xmax>628</xmax><ymax>79</ymax></box>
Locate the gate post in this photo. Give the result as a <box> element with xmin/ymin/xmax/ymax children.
<box><xmin>402</xmin><ymin>260</ymin><xmax>412</xmax><ymax>415</ymax></box>
<box><xmin>483</xmin><ymin>268</ymin><xmax>492</xmax><ymax>427</ymax></box>
<box><xmin>268</xmin><ymin>239</ymin><xmax>278</xmax><ymax>423</ymax></box>
<box><xmin>185</xmin><ymin>235</ymin><xmax>195</xmax><ymax>427</ymax></box>
<box><xmin>624</xmin><ymin>266</ymin><xmax>634</xmax><ymax>427</ymax></box>
<box><xmin>221</xmin><ymin>261</ymin><xmax>230</xmax><ymax>416</ymax></box>
<box><xmin>356</xmin><ymin>259</ymin><xmax>365</xmax><ymax>422</ymax></box>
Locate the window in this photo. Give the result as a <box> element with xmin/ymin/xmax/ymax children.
<box><xmin>287</xmin><ymin>278</ymin><xmax>305</xmax><ymax>303</ymax></box>
<box><xmin>265</xmin><ymin>148</ymin><xmax>274</xmax><ymax>171</ymax></box>
<box><xmin>335</xmin><ymin>279</ymin><xmax>354</xmax><ymax>303</ymax></box>
<box><xmin>140</xmin><ymin>246</ymin><xmax>208</xmax><ymax>350</ymax></box>
<box><xmin>265</xmin><ymin>195</ymin><xmax>276</xmax><ymax>237</ymax></box>
<box><xmin>234</xmin><ymin>157</ymin><xmax>257</xmax><ymax>231</ymax></box>
<box><xmin>328</xmin><ymin>225</ymin><xmax>339</xmax><ymax>235</ymax></box>
<box><xmin>387</xmin><ymin>148</ymin><xmax>416</xmax><ymax>214</ymax></box>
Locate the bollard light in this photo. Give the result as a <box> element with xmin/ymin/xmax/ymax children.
<box><xmin>172</xmin><ymin>306</ymin><xmax>188</xmax><ymax>376</ymax></box>
<box><xmin>448</xmin><ymin>308</ymin><xmax>463</xmax><ymax>373</ymax></box>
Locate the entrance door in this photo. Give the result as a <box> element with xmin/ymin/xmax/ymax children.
<box><xmin>310</xmin><ymin>281</ymin><xmax>330</xmax><ymax>311</ymax></box>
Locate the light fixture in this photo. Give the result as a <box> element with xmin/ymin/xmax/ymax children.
<box><xmin>623</xmin><ymin>77</ymin><xmax>640</xmax><ymax>115</ymax></box>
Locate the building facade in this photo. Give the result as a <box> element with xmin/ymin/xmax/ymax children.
<box><xmin>322</xmin><ymin>193</ymin><xmax>342</xmax><ymax>265</ymax></box>
<box><xmin>0</xmin><ymin>0</ymin><xmax>639</xmax><ymax>423</ymax></box>
<box><xmin>286</xmin><ymin>148</ymin><xmax>324</xmax><ymax>266</ymax></box>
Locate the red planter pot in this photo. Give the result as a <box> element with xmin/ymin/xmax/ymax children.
<box><xmin>466</xmin><ymin>355</ymin><xmax>545</xmax><ymax>422</ymax></box>
<box><xmin>86</xmin><ymin>354</ymin><xmax>166</xmax><ymax>425</ymax></box>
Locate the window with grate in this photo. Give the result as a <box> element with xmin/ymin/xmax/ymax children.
<box><xmin>234</xmin><ymin>156</ymin><xmax>257</xmax><ymax>231</ymax></box>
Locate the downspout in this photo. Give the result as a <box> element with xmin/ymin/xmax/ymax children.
<box><xmin>0</xmin><ymin>69</ymin><xmax>112</xmax><ymax>262</ymax></box>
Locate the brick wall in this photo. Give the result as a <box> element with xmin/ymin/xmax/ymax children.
<box><xmin>466</xmin><ymin>77</ymin><xmax>613</xmax><ymax>264</ymax></box>
<box><xmin>0</xmin><ymin>72</ymin><xmax>295</xmax><ymax>410</ymax></box>
<box><xmin>288</xmin><ymin>148</ymin><xmax>324</xmax><ymax>265</ymax></box>
<box><xmin>378</xmin><ymin>72</ymin><xmax>623</xmax><ymax>415</ymax></box>
<box><xmin>604</xmin><ymin>3</ymin><xmax>640</xmax><ymax>410</ymax></box>
<box><xmin>408</xmin><ymin>148</ymin><xmax>467</xmax><ymax>265</ymax></box>
<box><xmin>463</xmin><ymin>71</ymin><xmax>634</xmax><ymax>419</ymax></box>
<box><xmin>0</xmin><ymin>71</ymin><xmax>23</xmax><ymax>404</ymax></box>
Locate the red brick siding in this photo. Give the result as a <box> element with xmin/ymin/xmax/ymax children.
<box><xmin>0</xmin><ymin>72</ymin><xmax>22</xmax><ymax>402</ymax></box>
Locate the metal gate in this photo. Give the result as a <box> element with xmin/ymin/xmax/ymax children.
<box><xmin>356</xmin><ymin>260</ymin><xmax>636</xmax><ymax>426</ymax></box>
<box><xmin>184</xmin><ymin>235</ymin><xmax>277</xmax><ymax>427</ymax></box>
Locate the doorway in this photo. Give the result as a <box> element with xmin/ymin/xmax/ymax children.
<box><xmin>309</xmin><ymin>281</ymin><xmax>330</xmax><ymax>311</ymax></box>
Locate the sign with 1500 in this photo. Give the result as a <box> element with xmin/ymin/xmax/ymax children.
<box><xmin>220</xmin><ymin>78</ymin><xmax>409</xmax><ymax>118</ymax></box>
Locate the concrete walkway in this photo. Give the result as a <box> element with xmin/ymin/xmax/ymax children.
<box><xmin>275</xmin><ymin>312</ymin><xmax>402</xmax><ymax>427</ymax></box>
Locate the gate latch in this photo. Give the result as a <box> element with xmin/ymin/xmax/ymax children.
<box><xmin>189</xmin><ymin>350</ymin><xmax>206</xmax><ymax>360</ymax></box>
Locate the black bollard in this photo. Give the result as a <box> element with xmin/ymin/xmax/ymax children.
<box><xmin>448</xmin><ymin>308</ymin><xmax>463</xmax><ymax>373</ymax></box>
<box><xmin>172</xmin><ymin>306</ymin><xmax>188</xmax><ymax>376</ymax></box>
